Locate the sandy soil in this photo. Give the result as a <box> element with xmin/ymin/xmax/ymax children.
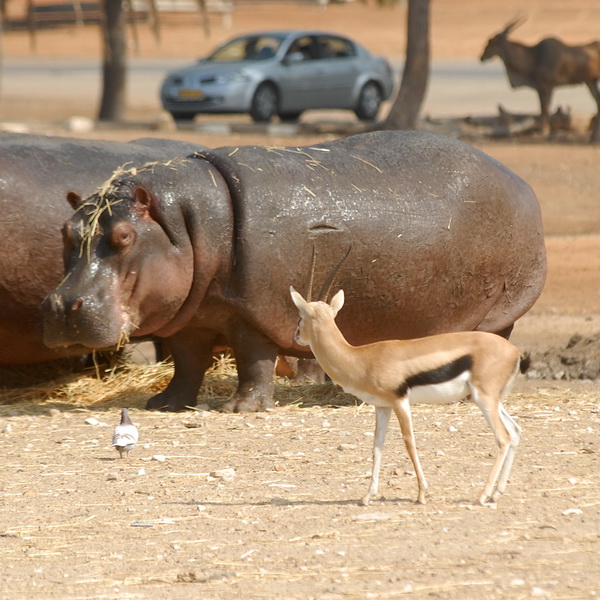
<box><xmin>0</xmin><ymin>2</ymin><xmax>599</xmax><ymax>599</ymax></box>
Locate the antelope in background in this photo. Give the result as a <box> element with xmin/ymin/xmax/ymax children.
<box><xmin>480</xmin><ymin>18</ymin><xmax>600</xmax><ymax>143</ymax></box>
<box><xmin>290</xmin><ymin>285</ymin><xmax>530</xmax><ymax>506</ymax></box>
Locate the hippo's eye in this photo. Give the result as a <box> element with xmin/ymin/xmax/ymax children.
<box><xmin>110</xmin><ymin>221</ymin><xmax>137</xmax><ymax>251</ymax></box>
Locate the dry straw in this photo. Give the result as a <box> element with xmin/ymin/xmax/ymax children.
<box><xmin>0</xmin><ymin>352</ymin><xmax>357</xmax><ymax>415</ymax></box>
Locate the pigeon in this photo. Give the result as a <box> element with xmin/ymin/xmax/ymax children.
<box><xmin>112</xmin><ymin>408</ymin><xmax>139</xmax><ymax>459</ymax></box>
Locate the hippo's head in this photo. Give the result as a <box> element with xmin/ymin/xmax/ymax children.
<box><xmin>43</xmin><ymin>158</ymin><xmax>232</xmax><ymax>350</ymax></box>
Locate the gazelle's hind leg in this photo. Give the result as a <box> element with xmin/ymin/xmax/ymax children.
<box><xmin>471</xmin><ymin>383</ymin><xmax>520</xmax><ymax>505</ymax></box>
<box><xmin>361</xmin><ymin>406</ymin><xmax>392</xmax><ymax>506</ymax></box>
<box><xmin>391</xmin><ymin>397</ymin><xmax>428</xmax><ymax>504</ymax></box>
<box><xmin>492</xmin><ymin>404</ymin><xmax>522</xmax><ymax>502</ymax></box>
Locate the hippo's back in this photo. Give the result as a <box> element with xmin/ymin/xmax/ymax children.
<box><xmin>201</xmin><ymin>130</ymin><xmax>546</xmax><ymax>345</ymax></box>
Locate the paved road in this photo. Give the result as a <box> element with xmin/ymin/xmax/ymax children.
<box><xmin>1</xmin><ymin>57</ymin><xmax>597</xmax><ymax>121</ymax></box>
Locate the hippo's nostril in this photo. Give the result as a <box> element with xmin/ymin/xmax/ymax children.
<box><xmin>71</xmin><ymin>298</ymin><xmax>84</xmax><ymax>312</ymax></box>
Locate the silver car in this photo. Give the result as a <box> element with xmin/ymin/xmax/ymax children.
<box><xmin>160</xmin><ymin>30</ymin><xmax>395</xmax><ymax>122</ymax></box>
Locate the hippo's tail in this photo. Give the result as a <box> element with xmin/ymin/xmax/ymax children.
<box><xmin>519</xmin><ymin>352</ymin><xmax>531</xmax><ymax>375</ymax></box>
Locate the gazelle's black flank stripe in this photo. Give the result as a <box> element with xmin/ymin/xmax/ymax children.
<box><xmin>397</xmin><ymin>354</ymin><xmax>473</xmax><ymax>397</ymax></box>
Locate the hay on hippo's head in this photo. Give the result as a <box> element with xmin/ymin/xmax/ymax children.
<box><xmin>76</xmin><ymin>158</ymin><xmax>188</xmax><ymax>261</ymax></box>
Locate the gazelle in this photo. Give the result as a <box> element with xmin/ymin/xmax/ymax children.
<box><xmin>290</xmin><ymin>286</ymin><xmax>529</xmax><ymax>506</ymax></box>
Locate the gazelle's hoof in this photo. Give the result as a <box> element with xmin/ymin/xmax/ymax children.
<box><xmin>478</xmin><ymin>494</ymin><xmax>498</xmax><ymax>508</ymax></box>
<box><xmin>360</xmin><ymin>495</ymin><xmax>372</xmax><ymax>507</ymax></box>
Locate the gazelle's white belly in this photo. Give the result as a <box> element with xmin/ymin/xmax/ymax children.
<box><xmin>336</xmin><ymin>371</ymin><xmax>471</xmax><ymax>408</ymax></box>
<box><xmin>408</xmin><ymin>372</ymin><xmax>471</xmax><ymax>405</ymax></box>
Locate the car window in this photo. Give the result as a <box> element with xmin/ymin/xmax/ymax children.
<box><xmin>286</xmin><ymin>36</ymin><xmax>318</xmax><ymax>61</ymax></box>
<box><xmin>316</xmin><ymin>36</ymin><xmax>356</xmax><ymax>59</ymax></box>
<box><xmin>208</xmin><ymin>35</ymin><xmax>282</xmax><ymax>62</ymax></box>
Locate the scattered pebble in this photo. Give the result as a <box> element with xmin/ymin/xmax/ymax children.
<box><xmin>349</xmin><ymin>512</ymin><xmax>394</xmax><ymax>522</ymax></box>
<box><xmin>337</xmin><ymin>443</ymin><xmax>357</xmax><ymax>451</ymax></box>
<box><xmin>64</xmin><ymin>116</ymin><xmax>94</xmax><ymax>133</ymax></box>
<box><xmin>562</xmin><ymin>508</ymin><xmax>583</xmax><ymax>516</ymax></box>
<box><xmin>152</xmin><ymin>454</ymin><xmax>166</xmax><ymax>462</ymax></box>
<box><xmin>209</xmin><ymin>468</ymin><xmax>236</xmax><ymax>482</ymax></box>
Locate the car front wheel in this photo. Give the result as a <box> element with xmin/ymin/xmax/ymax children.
<box><xmin>250</xmin><ymin>83</ymin><xmax>278</xmax><ymax>123</ymax></box>
<box><xmin>169</xmin><ymin>111</ymin><xmax>196</xmax><ymax>121</ymax></box>
<box><xmin>278</xmin><ymin>111</ymin><xmax>303</xmax><ymax>122</ymax></box>
<box><xmin>354</xmin><ymin>82</ymin><xmax>382</xmax><ymax>121</ymax></box>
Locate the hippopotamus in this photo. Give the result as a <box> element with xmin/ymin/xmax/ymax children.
<box><xmin>42</xmin><ymin>130</ymin><xmax>547</xmax><ymax>412</ymax></box>
<box><xmin>0</xmin><ymin>133</ymin><xmax>205</xmax><ymax>365</ymax></box>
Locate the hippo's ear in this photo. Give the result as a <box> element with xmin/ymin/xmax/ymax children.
<box><xmin>132</xmin><ymin>185</ymin><xmax>158</xmax><ymax>221</ymax></box>
<box><xmin>66</xmin><ymin>191</ymin><xmax>83</xmax><ymax>210</ymax></box>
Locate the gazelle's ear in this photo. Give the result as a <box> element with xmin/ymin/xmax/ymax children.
<box><xmin>290</xmin><ymin>286</ymin><xmax>309</xmax><ymax>313</ymax></box>
<box><xmin>329</xmin><ymin>289</ymin><xmax>345</xmax><ymax>315</ymax></box>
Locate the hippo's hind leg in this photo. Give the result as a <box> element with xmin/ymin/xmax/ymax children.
<box><xmin>146</xmin><ymin>329</ymin><xmax>218</xmax><ymax>412</ymax></box>
<box><xmin>221</xmin><ymin>321</ymin><xmax>279</xmax><ymax>413</ymax></box>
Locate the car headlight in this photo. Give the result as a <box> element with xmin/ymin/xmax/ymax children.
<box><xmin>212</xmin><ymin>71</ymin><xmax>251</xmax><ymax>85</ymax></box>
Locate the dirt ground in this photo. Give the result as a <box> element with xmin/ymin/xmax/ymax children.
<box><xmin>1</xmin><ymin>2</ymin><xmax>600</xmax><ymax>599</ymax></box>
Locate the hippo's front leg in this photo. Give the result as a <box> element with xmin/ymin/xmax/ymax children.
<box><xmin>221</xmin><ymin>321</ymin><xmax>279</xmax><ymax>413</ymax></box>
<box><xmin>146</xmin><ymin>329</ymin><xmax>218</xmax><ymax>412</ymax></box>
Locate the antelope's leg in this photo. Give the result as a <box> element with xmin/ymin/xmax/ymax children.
<box><xmin>361</xmin><ymin>406</ymin><xmax>392</xmax><ymax>506</ymax></box>
<box><xmin>474</xmin><ymin>394</ymin><xmax>517</xmax><ymax>505</ymax></box>
<box><xmin>584</xmin><ymin>79</ymin><xmax>600</xmax><ymax>143</ymax></box>
<box><xmin>491</xmin><ymin>405</ymin><xmax>522</xmax><ymax>502</ymax></box>
<box><xmin>537</xmin><ymin>86</ymin><xmax>553</xmax><ymax>135</ymax></box>
<box><xmin>392</xmin><ymin>397</ymin><xmax>428</xmax><ymax>504</ymax></box>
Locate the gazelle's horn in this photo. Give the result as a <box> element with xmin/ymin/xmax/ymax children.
<box><xmin>306</xmin><ymin>244</ymin><xmax>317</xmax><ymax>302</ymax></box>
<box><xmin>318</xmin><ymin>245</ymin><xmax>352</xmax><ymax>302</ymax></box>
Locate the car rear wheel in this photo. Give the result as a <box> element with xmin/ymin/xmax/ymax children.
<box><xmin>354</xmin><ymin>82</ymin><xmax>382</xmax><ymax>121</ymax></box>
<box><xmin>250</xmin><ymin>83</ymin><xmax>278</xmax><ymax>123</ymax></box>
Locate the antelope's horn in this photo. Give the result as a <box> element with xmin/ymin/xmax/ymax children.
<box><xmin>503</xmin><ymin>15</ymin><xmax>526</xmax><ymax>35</ymax></box>
<box><xmin>318</xmin><ymin>245</ymin><xmax>352</xmax><ymax>302</ymax></box>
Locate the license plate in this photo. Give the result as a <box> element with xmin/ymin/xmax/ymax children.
<box><xmin>178</xmin><ymin>89</ymin><xmax>204</xmax><ymax>100</ymax></box>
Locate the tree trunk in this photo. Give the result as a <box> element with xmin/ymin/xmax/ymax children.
<box><xmin>98</xmin><ymin>0</ymin><xmax>127</xmax><ymax>121</ymax></box>
<box><xmin>384</xmin><ymin>0</ymin><xmax>430</xmax><ymax>130</ymax></box>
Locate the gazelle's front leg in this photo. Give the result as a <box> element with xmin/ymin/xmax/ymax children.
<box><xmin>392</xmin><ymin>397</ymin><xmax>428</xmax><ymax>504</ymax></box>
<box><xmin>361</xmin><ymin>406</ymin><xmax>392</xmax><ymax>506</ymax></box>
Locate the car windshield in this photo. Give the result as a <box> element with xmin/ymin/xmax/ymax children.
<box><xmin>207</xmin><ymin>35</ymin><xmax>284</xmax><ymax>62</ymax></box>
